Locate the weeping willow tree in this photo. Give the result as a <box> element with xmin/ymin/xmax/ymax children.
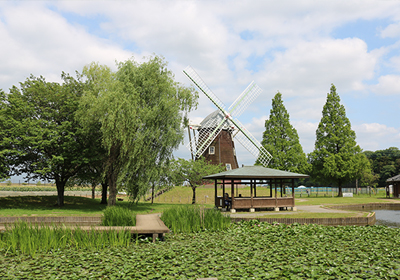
<box><xmin>78</xmin><ymin>56</ymin><xmax>198</xmax><ymax>205</ymax></box>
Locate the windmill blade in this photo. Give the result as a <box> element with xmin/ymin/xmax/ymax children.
<box><xmin>228</xmin><ymin>81</ymin><xmax>262</xmax><ymax>118</ymax></box>
<box><xmin>186</xmin><ymin>117</ymin><xmax>228</xmax><ymax>158</ymax></box>
<box><xmin>231</xmin><ymin>118</ymin><xmax>272</xmax><ymax>167</ymax></box>
<box><xmin>183</xmin><ymin>66</ymin><xmax>226</xmax><ymax>112</ymax></box>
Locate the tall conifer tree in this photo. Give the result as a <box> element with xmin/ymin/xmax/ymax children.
<box><xmin>308</xmin><ymin>84</ymin><xmax>367</xmax><ymax>196</ymax></box>
<box><xmin>259</xmin><ymin>92</ymin><xmax>308</xmax><ymax>173</ymax></box>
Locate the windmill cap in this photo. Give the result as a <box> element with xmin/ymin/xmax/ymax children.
<box><xmin>200</xmin><ymin>110</ymin><xmax>234</xmax><ymax>129</ymax></box>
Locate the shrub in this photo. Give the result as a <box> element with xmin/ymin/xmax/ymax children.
<box><xmin>101</xmin><ymin>206</ymin><xmax>136</xmax><ymax>226</ymax></box>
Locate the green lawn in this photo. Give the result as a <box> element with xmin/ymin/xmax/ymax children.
<box><xmin>0</xmin><ymin>185</ymin><xmax>393</xmax><ymax>218</ymax></box>
<box><xmin>0</xmin><ymin>195</ymin><xmax>185</xmax><ymax>217</ymax></box>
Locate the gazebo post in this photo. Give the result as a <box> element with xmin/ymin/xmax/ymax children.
<box><xmin>214</xmin><ymin>179</ymin><xmax>217</xmax><ymax>208</ymax></box>
<box><xmin>274</xmin><ymin>179</ymin><xmax>279</xmax><ymax>211</ymax></box>
<box><xmin>250</xmin><ymin>179</ymin><xmax>255</xmax><ymax>212</ymax></box>
<box><xmin>231</xmin><ymin>179</ymin><xmax>235</xmax><ymax>213</ymax></box>
<box><xmin>222</xmin><ymin>180</ymin><xmax>225</xmax><ymax>208</ymax></box>
<box><xmin>269</xmin><ymin>179</ymin><xmax>272</xmax><ymax>197</ymax></box>
<box><xmin>291</xmin><ymin>178</ymin><xmax>297</xmax><ymax>211</ymax></box>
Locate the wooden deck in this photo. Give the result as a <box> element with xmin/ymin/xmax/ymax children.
<box><xmin>0</xmin><ymin>214</ymin><xmax>170</xmax><ymax>243</ymax></box>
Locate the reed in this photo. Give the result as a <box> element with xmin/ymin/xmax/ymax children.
<box><xmin>0</xmin><ymin>220</ymin><xmax>133</xmax><ymax>256</ymax></box>
<box><xmin>101</xmin><ymin>206</ymin><xmax>136</xmax><ymax>226</ymax></box>
<box><xmin>161</xmin><ymin>205</ymin><xmax>230</xmax><ymax>233</ymax></box>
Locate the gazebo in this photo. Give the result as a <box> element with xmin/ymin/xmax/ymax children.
<box><xmin>203</xmin><ymin>165</ymin><xmax>309</xmax><ymax>213</ymax></box>
<box><xmin>387</xmin><ymin>174</ymin><xmax>400</xmax><ymax>198</ymax></box>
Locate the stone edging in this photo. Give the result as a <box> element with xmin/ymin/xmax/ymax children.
<box><xmin>230</xmin><ymin>212</ymin><xmax>376</xmax><ymax>226</ymax></box>
<box><xmin>328</xmin><ymin>203</ymin><xmax>400</xmax><ymax>210</ymax></box>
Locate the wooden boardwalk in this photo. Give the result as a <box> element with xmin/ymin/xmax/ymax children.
<box><xmin>0</xmin><ymin>214</ymin><xmax>170</xmax><ymax>243</ymax></box>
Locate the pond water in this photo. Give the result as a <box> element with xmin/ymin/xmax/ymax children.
<box><xmin>374</xmin><ymin>210</ymin><xmax>400</xmax><ymax>228</ymax></box>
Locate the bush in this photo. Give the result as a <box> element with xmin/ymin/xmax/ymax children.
<box><xmin>161</xmin><ymin>205</ymin><xmax>230</xmax><ymax>233</ymax></box>
<box><xmin>101</xmin><ymin>206</ymin><xmax>136</xmax><ymax>226</ymax></box>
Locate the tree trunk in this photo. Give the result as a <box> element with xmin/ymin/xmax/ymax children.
<box><xmin>91</xmin><ymin>182</ymin><xmax>96</xmax><ymax>199</ymax></box>
<box><xmin>107</xmin><ymin>144</ymin><xmax>120</xmax><ymax>206</ymax></box>
<box><xmin>56</xmin><ymin>181</ymin><xmax>66</xmax><ymax>207</ymax></box>
<box><xmin>338</xmin><ymin>181</ymin><xmax>343</xmax><ymax>197</ymax></box>
<box><xmin>100</xmin><ymin>182</ymin><xmax>108</xmax><ymax>204</ymax></box>
<box><xmin>151</xmin><ymin>183</ymin><xmax>154</xmax><ymax>204</ymax></box>
<box><xmin>192</xmin><ymin>186</ymin><xmax>196</xmax><ymax>204</ymax></box>
<box><xmin>107</xmin><ymin>169</ymin><xmax>118</xmax><ymax>206</ymax></box>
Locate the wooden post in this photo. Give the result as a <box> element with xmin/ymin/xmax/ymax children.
<box><xmin>254</xmin><ymin>180</ymin><xmax>257</xmax><ymax>197</ymax></box>
<box><xmin>231</xmin><ymin>180</ymin><xmax>235</xmax><ymax>210</ymax></box>
<box><xmin>274</xmin><ymin>179</ymin><xmax>277</xmax><ymax>208</ymax></box>
<box><xmin>222</xmin><ymin>180</ymin><xmax>225</xmax><ymax>203</ymax></box>
<box><xmin>250</xmin><ymin>179</ymin><xmax>253</xmax><ymax>208</ymax></box>
<box><xmin>214</xmin><ymin>180</ymin><xmax>217</xmax><ymax>208</ymax></box>
<box><xmin>292</xmin><ymin>178</ymin><xmax>295</xmax><ymax>205</ymax></box>
<box><xmin>269</xmin><ymin>179</ymin><xmax>272</xmax><ymax>197</ymax></box>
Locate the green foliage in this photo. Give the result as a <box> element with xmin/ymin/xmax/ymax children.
<box><xmin>0</xmin><ymin>220</ymin><xmax>133</xmax><ymax>257</ymax></box>
<box><xmin>78</xmin><ymin>56</ymin><xmax>198</xmax><ymax>206</ymax></box>
<box><xmin>365</xmin><ymin>147</ymin><xmax>400</xmax><ymax>187</ymax></box>
<box><xmin>308</xmin><ymin>84</ymin><xmax>370</xmax><ymax>196</ymax></box>
<box><xmin>101</xmin><ymin>206</ymin><xmax>136</xmax><ymax>226</ymax></box>
<box><xmin>259</xmin><ymin>92</ymin><xmax>309</xmax><ymax>173</ymax></box>
<box><xmin>2</xmin><ymin>73</ymin><xmax>94</xmax><ymax>206</ymax></box>
<box><xmin>0</xmin><ymin>90</ymin><xmax>10</xmax><ymax>180</ymax></box>
<box><xmin>171</xmin><ymin>157</ymin><xmax>225</xmax><ymax>204</ymax></box>
<box><xmin>1</xmin><ymin>222</ymin><xmax>400</xmax><ymax>278</ymax></box>
<box><xmin>161</xmin><ymin>205</ymin><xmax>230</xmax><ymax>233</ymax></box>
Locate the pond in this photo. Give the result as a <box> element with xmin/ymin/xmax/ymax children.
<box><xmin>374</xmin><ymin>210</ymin><xmax>400</xmax><ymax>228</ymax></box>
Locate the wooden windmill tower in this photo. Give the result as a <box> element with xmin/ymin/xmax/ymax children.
<box><xmin>184</xmin><ymin>66</ymin><xmax>272</xmax><ymax>170</ymax></box>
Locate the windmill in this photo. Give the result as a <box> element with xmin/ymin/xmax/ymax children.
<box><xmin>183</xmin><ymin>66</ymin><xmax>272</xmax><ymax>169</ymax></box>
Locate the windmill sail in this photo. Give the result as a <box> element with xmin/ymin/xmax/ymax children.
<box><xmin>183</xmin><ymin>66</ymin><xmax>226</xmax><ymax>112</ymax></box>
<box><xmin>231</xmin><ymin>118</ymin><xmax>272</xmax><ymax>167</ymax></box>
<box><xmin>183</xmin><ymin>65</ymin><xmax>272</xmax><ymax>167</ymax></box>
<box><xmin>228</xmin><ymin>81</ymin><xmax>262</xmax><ymax>118</ymax></box>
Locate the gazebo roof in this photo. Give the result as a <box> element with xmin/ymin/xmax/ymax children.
<box><xmin>203</xmin><ymin>165</ymin><xmax>309</xmax><ymax>180</ymax></box>
<box><xmin>387</xmin><ymin>174</ymin><xmax>400</xmax><ymax>183</ymax></box>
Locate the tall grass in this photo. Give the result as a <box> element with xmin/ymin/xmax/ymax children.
<box><xmin>161</xmin><ymin>205</ymin><xmax>231</xmax><ymax>233</ymax></box>
<box><xmin>101</xmin><ymin>206</ymin><xmax>136</xmax><ymax>226</ymax></box>
<box><xmin>0</xmin><ymin>220</ymin><xmax>133</xmax><ymax>257</ymax></box>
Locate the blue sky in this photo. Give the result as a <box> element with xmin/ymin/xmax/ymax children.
<box><xmin>1</xmin><ymin>1</ymin><xmax>399</xmax><ymax>181</ymax></box>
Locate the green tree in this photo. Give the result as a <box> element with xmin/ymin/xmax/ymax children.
<box><xmin>78</xmin><ymin>56</ymin><xmax>198</xmax><ymax>206</ymax></box>
<box><xmin>258</xmin><ymin>92</ymin><xmax>308</xmax><ymax>173</ymax></box>
<box><xmin>364</xmin><ymin>147</ymin><xmax>400</xmax><ymax>187</ymax></box>
<box><xmin>308</xmin><ymin>84</ymin><xmax>367</xmax><ymax>197</ymax></box>
<box><xmin>0</xmin><ymin>89</ymin><xmax>11</xmax><ymax>180</ymax></box>
<box><xmin>3</xmin><ymin>73</ymin><xmax>93</xmax><ymax>206</ymax></box>
<box><xmin>171</xmin><ymin>157</ymin><xmax>225</xmax><ymax>204</ymax></box>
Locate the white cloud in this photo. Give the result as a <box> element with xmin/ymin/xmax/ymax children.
<box><xmin>0</xmin><ymin>3</ymin><xmax>132</xmax><ymax>90</ymax></box>
<box><xmin>371</xmin><ymin>75</ymin><xmax>400</xmax><ymax>95</ymax></box>
<box><xmin>255</xmin><ymin>38</ymin><xmax>378</xmax><ymax>99</ymax></box>
<box><xmin>380</xmin><ymin>22</ymin><xmax>400</xmax><ymax>38</ymax></box>
<box><xmin>354</xmin><ymin>123</ymin><xmax>400</xmax><ymax>151</ymax></box>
